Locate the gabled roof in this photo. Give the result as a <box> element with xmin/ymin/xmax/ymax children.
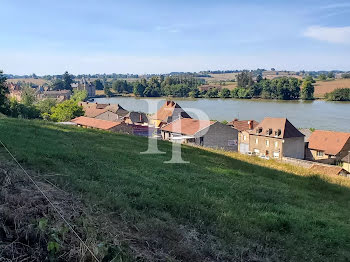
<box><xmin>250</xmin><ymin>117</ymin><xmax>304</xmax><ymax>139</ymax></box>
<box><xmin>151</xmin><ymin>101</ymin><xmax>191</xmax><ymax>122</ymax></box>
<box><xmin>80</xmin><ymin>102</ymin><xmax>129</xmax><ymax>118</ymax></box>
<box><xmin>228</xmin><ymin>119</ymin><xmax>259</xmax><ymax>132</ymax></box>
<box><xmin>161</xmin><ymin>118</ymin><xmax>215</xmax><ymax>136</ymax></box>
<box><xmin>308</xmin><ymin>130</ymin><xmax>350</xmax><ymax>156</ymax></box>
<box><xmin>310</xmin><ymin>164</ymin><xmax>348</xmax><ymax>176</ymax></box>
<box><xmin>71</xmin><ymin>116</ymin><xmax>122</xmax><ymax>130</ymax></box>
<box><xmin>299</xmin><ymin>128</ymin><xmax>313</xmax><ymax>142</ymax></box>
<box><xmin>124</xmin><ymin>111</ymin><xmax>148</xmax><ymax>123</ymax></box>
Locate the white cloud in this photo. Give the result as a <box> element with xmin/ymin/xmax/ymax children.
<box><xmin>303</xmin><ymin>26</ymin><xmax>350</xmax><ymax>44</ymax></box>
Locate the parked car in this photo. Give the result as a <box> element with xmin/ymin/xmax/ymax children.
<box><xmin>246</xmin><ymin>151</ymin><xmax>256</xmax><ymax>156</ymax></box>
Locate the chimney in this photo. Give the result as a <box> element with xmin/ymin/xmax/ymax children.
<box><xmin>139</xmin><ymin>113</ymin><xmax>142</xmax><ymax>122</ymax></box>
<box><xmin>233</xmin><ymin>118</ymin><xmax>238</xmax><ymax>122</ymax></box>
<box><xmin>248</xmin><ymin>120</ymin><xmax>253</xmax><ymax>130</ymax></box>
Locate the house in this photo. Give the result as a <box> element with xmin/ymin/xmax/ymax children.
<box><xmin>71</xmin><ymin>116</ymin><xmax>133</xmax><ymax>134</ymax></box>
<box><xmin>341</xmin><ymin>153</ymin><xmax>350</xmax><ymax>172</ymax></box>
<box><xmin>299</xmin><ymin>128</ymin><xmax>313</xmax><ymax>159</ymax></box>
<box><xmin>79</xmin><ymin>102</ymin><xmax>129</xmax><ymax>121</ymax></box>
<box><xmin>248</xmin><ymin>118</ymin><xmax>305</xmax><ymax>159</ymax></box>
<box><xmin>74</xmin><ymin>77</ymin><xmax>96</xmax><ymax>97</ymax></box>
<box><xmin>123</xmin><ymin>112</ymin><xmax>148</xmax><ymax>125</ymax></box>
<box><xmin>161</xmin><ymin>118</ymin><xmax>238</xmax><ymax>151</ymax></box>
<box><xmin>7</xmin><ymin>83</ymin><xmax>22</xmax><ymax>101</ymax></box>
<box><xmin>150</xmin><ymin>101</ymin><xmax>191</xmax><ymax>128</ymax></box>
<box><xmin>310</xmin><ymin>164</ymin><xmax>350</xmax><ymax>178</ymax></box>
<box><xmin>228</xmin><ymin>119</ymin><xmax>259</xmax><ymax>154</ymax></box>
<box><xmin>37</xmin><ymin>90</ymin><xmax>72</xmax><ymax>101</ymax></box>
<box><xmin>307</xmin><ymin>130</ymin><xmax>350</xmax><ymax>164</ymax></box>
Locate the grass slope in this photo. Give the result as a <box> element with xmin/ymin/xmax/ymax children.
<box><xmin>1</xmin><ymin>118</ymin><xmax>350</xmax><ymax>261</ymax></box>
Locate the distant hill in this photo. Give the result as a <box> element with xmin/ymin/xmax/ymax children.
<box><xmin>1</xmin><ymin>118</ymin><xmax>350</xmax><ymax>261</ymax></box>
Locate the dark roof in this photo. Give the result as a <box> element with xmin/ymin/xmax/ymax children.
<box><xmin>342</xmin><ymin>153</ymin><xmax>350</xmax><ymax>162</ymax></box>
<box><xmin>299</xmin><ymin>129</ymin><xmax>313</xmax><ymax>142</ymax></box>
<box><xmin>125</xmin><ymin>111</ymin><xmax>148</xmax><ymax>123</ymax></box>
<box><xmin>308</xmin><ymin>130</ymin><xmax>350</xmax><ymax>156</ymax></box>
<box><xmin>250</xmin><ymin>118</ymin><xmax>304</xmax><ymax>139</ymax></box>
<box><xmin>228</xmin><ymin>119</ymin><xmax>259</xmax><ymax>132</ymax></box>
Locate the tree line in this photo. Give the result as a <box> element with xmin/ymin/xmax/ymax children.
<box><xmin>205</xmin><ymin>72</ymin><xmax>314</xmax><ymax>100</ymax></box>
<box><xmin>103</xmin><ymin>76</ymin><xmax>204</xmax><ymax>98</ymax></box>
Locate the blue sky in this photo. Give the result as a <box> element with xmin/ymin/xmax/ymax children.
<box><xmin>1</xmin><ymin>0</ymin><xmax>350</xmax><ymax>75</ymax></box>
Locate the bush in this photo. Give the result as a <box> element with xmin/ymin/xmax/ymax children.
<box><xmin>325</xmin><ymin>88</ymin><xmax>350</xmax><ymax>101</ymax></box>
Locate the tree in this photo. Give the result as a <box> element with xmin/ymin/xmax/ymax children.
<box><xmin>327</xmin><ymin>72</ymin><xmax>335</xmax><ymax>79</ymax></box>
<box><xmin>205</xmin><ymin>88</ymin><xmax>219</xmax><ymax>98</ymax></box>
<box><xmin>94</xmin><ymin>79</ymin><xmax>104</xmax><ymax>90</ymax></box>
<box><xmin>341</xmin><ymin>73</ymin><xmax>350</xmax><ymax>79</ymax></box>
<box><xmin>21</xmin><ymin>86</ymin><xmax>36</xmax><ymax>106</ymax></box>
<box><xmin>304</xmin><ymin>75</ymin><xmax>316</xmax><ymax>83</ymax></box>
<box><xmin>256</xmin><ymin>74</ymin><xmax>263</xmax><ymax>83</ymax></box>
<box><xmin>325</xmin><ymin>88</ymin><xmax>350</xmax><ymax>101</ymax></box>
<box><xmin>0</xmin><ymin>70</ymin><xmax>9</xmax><ymax>114</ymax></box>
<box><xmin>63</xmin><ymin>71</ymin><xmax>73</xmax><ymax>90</ymax></box>
<box><xmin>51</xmin><ymin>79</ymin><xmax>64</xmax><ymax>90</ymax></box>
<box><xmin>36</xmin><ymin>99</ymin><xmax>57</xmax><ymax>120</ymax></box>
<box><xmin>71</xmin><ymin>90</ymin><xmax>88</xmax><ymax>102</ymax></box>
<box><xmin>220</xmin><ymin>88</ymin><xmax>231</xmax><ymax>98</ymax></box>
<box><xmin>319</xmin><ymin>74</ymin><xmax>327</xmax><ymax>81</ymax></box>
<box><xmin>104</xmin><ymin>86</ymin><xmax>113</xmax><ymax>97</ymax></box>
<box><xmin>50</xmin><ymin>99</ymin><xmax>84</xmax><ymax>122</ymax></box>
<box><xmin>133</xmin><ymin>81</ymin><xmax>146</xmax><ymax>97</ymax></box>
<box><xmin>236</xmin><ymin>71</ymin><xmax>254</xmax><ymax>88</ymax></box>
<box><xmin>8</xmin><ymin>98</ymin><xmax>40</xmax><ymax>119</ymax></box>
<box><xmin>301</xmin><ymin>81</ymin><xmax>314</xmax><ymax>100</ymax></box>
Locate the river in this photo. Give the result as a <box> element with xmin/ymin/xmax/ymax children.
<box><xmin>93</xmin><ymin>97</ymin><xmax>350</xmax><ymax>132</ymax></box>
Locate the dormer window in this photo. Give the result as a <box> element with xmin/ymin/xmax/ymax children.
<box><xmin>257</xmin><ymin>127</ymin><xmax>263</xmax><ymax>134</ymax></box>
<box><xmin>266</xmin><ymin>128</ymin><xmax>272</xmax><ymax>135</ymax></box>
<box><xmin>277</xmin><ymin>129</ymin><xmax>281</xmax><ymax>136</ymax></box>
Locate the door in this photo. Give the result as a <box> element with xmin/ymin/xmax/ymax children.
<box><xmin>239</xmin><ymin>143</ymin><xmax>249</xmax><ymax>154</ymax></box>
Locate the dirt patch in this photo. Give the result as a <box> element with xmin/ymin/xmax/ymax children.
<box><xmin>0</xmin><ymin>157</ymin><xmax>233</xmax><ymax>261</ymax></box>
<box><xmin>0</xmin><ymin>161</ymin><xmax>101</xmax><ymax>261</ymax></box>
<box><xmin>314</xmin><ymin>79</ymin><xmax>350</xmax><ymax>97</ymax></box>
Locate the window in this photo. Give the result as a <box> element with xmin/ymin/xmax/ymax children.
<box><xmin>317</xmin><ymin>151</ymin><xmax>324</xmax><ymax>157</ymax></box>
<box><xmin>273</xmin><ymin>152</ymin><xmax>280</xmax><ymax>158</ymax></box>
<box><xmin>255</xmin><ymin>138</ymin><xmax>259</xmax><ymax>144</ymax></box>
<box><xmin>265</xmin><ymin>140</ymin><xmax>269</xmax><ymax>147</ymax></box>
<box><xmin>243</xmin><ymin>135</ymin><xmax>247</xmax><ymax>141</ymax></box>
<box><xmin>274</xmin><ymin>141</ymin><xmax>278</xmax><ymax>148</ymax></box>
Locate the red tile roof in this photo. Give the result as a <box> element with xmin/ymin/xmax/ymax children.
<box><xmin>308</xmin><ymin>130</ymin><xmax>350</xmax><ymax>156</ymax></box>
<box><xmin>228</xmin><ymin>119</ymin><xmax>259</xmax><ymax>131</ymax></box>
<box><xmin>161</xmin><ymin>118</ymin><xmax>215</xmax><ymax>136</ymax></box>
<box><xmin>71</xmin><ymin>116</ymin><xmax>121</xmax><ymax>130</ymax></box>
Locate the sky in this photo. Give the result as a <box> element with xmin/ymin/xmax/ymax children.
<box><xmin>1</xmin><ymin>0</ymin><xmax>350</xmax><ymax>75</ymax></box>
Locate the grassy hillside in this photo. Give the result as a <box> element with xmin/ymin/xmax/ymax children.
<box><xmin>1</xmin><ymin>118</ymin><xmax>350</xmax><ymax>261</ymax></box>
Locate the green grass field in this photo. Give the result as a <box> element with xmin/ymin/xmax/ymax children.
<box><xmin>1</xmin><ymin>118</ymin><xmax>350</xmax><ymax>261</ymax></box>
